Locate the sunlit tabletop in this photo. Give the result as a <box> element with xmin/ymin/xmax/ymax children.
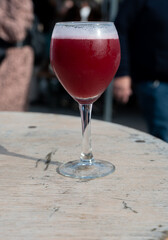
<box><xmin>0</xmin><ymin>112</ymin><xmax>168</xmax><ymax>240</ymax></box>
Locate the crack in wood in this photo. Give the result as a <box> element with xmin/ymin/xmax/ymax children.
<box><xmin>44</xmin><ymin>150</ymin><xmax>57</xmax><ymax>170</ymax></box>
<box><xmin>49</xmin><ymin>207</ymin><xmax>60</xmax><ymax>218</ymax></box>
<box><xmin>35</xmin><ymin>149</ymin><xmax>58</xmax><ymax>170</ymax></box>
<box><xmin>122</xmin><ymin>201</ymin><xmax>138</xmax><ymax>214</ymax></box>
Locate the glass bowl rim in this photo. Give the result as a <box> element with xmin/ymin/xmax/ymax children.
<box><xmin>55</xmin><ymin>21</ymin><xmax>115</xmax><ymax>27</ymax></box>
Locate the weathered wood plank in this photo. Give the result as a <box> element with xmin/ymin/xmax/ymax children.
<box><xmin>0</xmin><ymin>112</ymin><xmax>168</xmax><ymax>240</ymax></box>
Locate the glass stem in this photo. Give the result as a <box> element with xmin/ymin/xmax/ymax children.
<box><xmin>79</xmin><ymin>104</ymin><xmax>94</xmax><ymax>164</ymax></box>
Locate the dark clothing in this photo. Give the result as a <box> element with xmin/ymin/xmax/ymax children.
<box><xmin>32</xmin><ymin>0</ymin><xmax>57</xmax><ymax>33</ymax></box>
<box><xmin>136</xmin><ymin>81</ymin><xmax>168</xmax><ymax>142</ymax></box>
<box><xmin>115</xmin><ymin>0</ymin><xmax>168</xmax><ymax>83</ymax></box>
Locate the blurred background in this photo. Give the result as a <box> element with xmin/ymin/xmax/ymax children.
<box><xmin>0</xmin><ymin>0</ymin><xmax>147</xmax><ymax>133</ymax></box>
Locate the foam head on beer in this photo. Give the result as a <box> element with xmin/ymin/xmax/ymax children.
<box><xmin>52</xmin><ymin>22</ymin><xmax>119</xmax><ymax>39</ymax></box>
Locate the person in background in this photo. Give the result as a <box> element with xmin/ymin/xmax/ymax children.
<box><xmin>80</xmin><ymin>0</ymin><xmax>91</xmax><ymax>21</ymax></box>
<box><xmin>80</xmin><ymin>0</ymin><xmax>102</xmax><ymax>21</ymax></box>
<box><xmin>0</xmin><ymin>0</ymin><xmax>34</xmax><ymax>111</ymax></box>
<box><xmin>59</xmin><ymin>0</ymin><xmax>101</xmax><ymax>22</ymax></box>
<box><xmin>32</xmin><ymin>0</ymin><xmax>58</xmax><ymax>60</ymax></box>
<box><xmin>114</xmin><ymin>0</ymin><xmax>168</xmax><ymax>142</ymax></box>
<box><xmin>59</xmin><ymin>0</ymin><xmax>80</xmax><ymax>21</ymax></box>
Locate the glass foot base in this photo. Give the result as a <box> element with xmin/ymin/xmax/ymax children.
<box><xmin>58</xmin><ymin>160</ymin><xmax>115</xmax><ymax>179</ymax></box>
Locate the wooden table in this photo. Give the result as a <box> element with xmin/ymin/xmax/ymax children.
<box><xmin>0</xmin><ymin>112</ymin><xmax>168</xmax><ymax>240</ymax></box>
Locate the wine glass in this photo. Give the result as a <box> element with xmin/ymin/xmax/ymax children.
<box><xmin>50</xmin><ymin>22</ymin><xmax>120</xmax><ymax>179</ymax></box>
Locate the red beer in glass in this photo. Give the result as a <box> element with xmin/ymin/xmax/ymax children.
<box><xmin>50</xmin><ymin>22</ymin><xmax>120</xmax><ymax>179</ymax></box>
<box><xmin>51</xmin><ymin>37</ymin><xmax>120</xmax><ymax>104</ymax></box>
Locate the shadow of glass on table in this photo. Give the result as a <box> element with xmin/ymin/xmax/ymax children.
<box><xmin>0</xmin><ymin>145</ymin><xmax>62</xmax><ymax>171</ymax></box>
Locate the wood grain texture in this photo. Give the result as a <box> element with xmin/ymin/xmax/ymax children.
<box><xmin>0</xmin><ymin>112</ymin><xmax>168</xmax><ymax>240</ymax></box>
